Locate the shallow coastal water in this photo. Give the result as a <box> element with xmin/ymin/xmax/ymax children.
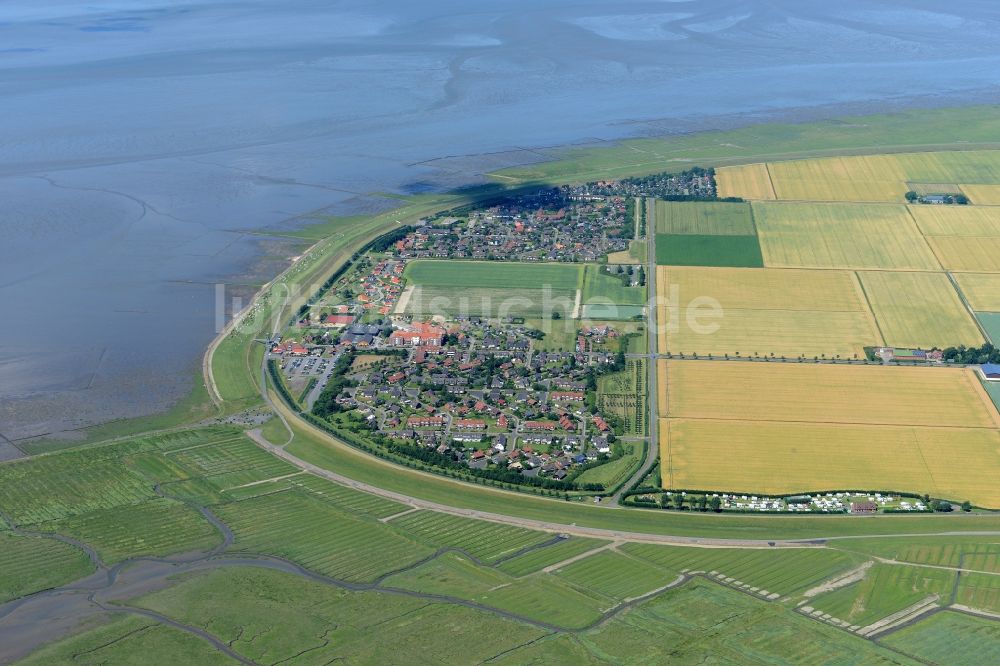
<box><xmin>3</xmin><ymin>0</ymin><xmax>1000</xmax><ymax>443</ymax></box>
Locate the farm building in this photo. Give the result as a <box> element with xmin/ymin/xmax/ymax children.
<box><xmin>875</xmin><ymin>347</ymin><xmax>942</xmax><ymax>363</ymax></box>
<box><xmin>980</xmin><ymin>363</ymin><xmax>1000</xmax><ymax>381</ymax></box>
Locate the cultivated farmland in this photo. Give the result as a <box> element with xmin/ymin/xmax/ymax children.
<box><xmin>858</xmin><ymin>270</ymin><xmax>985</xmax><ymax>348</ymax></box>
<box><xmin>954</xmin><ymin>273</ymin><xmax>1000</xmax><ymax>312</ymax></box>
<box><xmin>660</xmin><ymin>418</ymin><xmax>1000</xmax><ymax>506</ymax></box>
<box><xmin>653</xmin><ymin>200</ymin><xmax>756</xmax><ymax>235</ymax></box>
<box><xmin>895</xmin><ymin>150</ymin><xmax>1000</xmax><ymax>184</ymax></box>
<box><xmin>926</xmin><ymin>236</ymin><xmax>1000</xmax><ymax>272</ymax></box>
<box><xmin>657</xmin><ymin>266</ymin><xmax>881</xmax><ymax>358</ymax></box>
<box><xmin>909</xmin><ymin>205</ymin><xmax>1000</xmax><ymax>237</ymax></box>
<box><xmin>752</xmin><ymin>202</ymin><xmax>941</xmax><ymax>270</ymax></box>
<box><xmin>715</xmin><ymin>163</ymin><xmax>776</xmax><ymax>200</ymax></box>
<box><xmin>960</xmin><ymin>183</ymin><xmax>1000</xmax><ymax>205</ymax></box>
<box><xmin>761</xmin><ymin>151</ymin><xmax>1000</xmax><ymax>202</ymax></box>
<box><xmin>655</xmin><ymin>233</ymin><xmax>763</xmax><ymax>268</ymax></box>
<box><xmin>659</xmin><ymin>360</ymin><xmax>1000</xmax><ymax>503</ymax></box>
<box><xmin>663</xmin><ymin>361</ymin><xmax>999</xmax><ymax>428</ymax></box>
<box><xmin>765</xmin><ymin>154</ymin><xmax>909</xmax><ymax>202</ymax></box>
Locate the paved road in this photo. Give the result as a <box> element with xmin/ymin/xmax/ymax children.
<box><xmin>610</xmin><ymin>198</ymin><xmax>659</xmax><ymax>506</ymax></box>
<box><xmin>247</xmin><ymin>428</ymin><xmax>817</xmax><ymax>549</ymax></box>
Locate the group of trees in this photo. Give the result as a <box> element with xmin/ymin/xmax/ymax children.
<box><xmin>657</xmin><ymin>493</ymin><xmax>722</xmax><ymax>512</ymax></box>
<box><xmin>613</xmin><ymin>264</ymin><xmax>645</xmax><ymax>287</ymax></box>
<box><xmin>311</xmin><ymin>350</ymin><xmax>357</xmax><ymax>418</ymax></box>
<box><xmin>939</xmin><ymin>343</ymin><xmax>1000</xmax><ymax>365</ymax></box>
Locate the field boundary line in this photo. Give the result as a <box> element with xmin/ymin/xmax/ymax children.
<box><xmin>903</xmin><ymin>205</ymin><xmax>946</xmax><ymax>271</ymax></box>
<box><xmin>946</xmin><ymin>271</ymin><xmax>993</xmax><ymax>345</ymax></box>
<box><xmin>379</xmin><ymin>507</ymin><xmax>421</xmax><ymax>523</ymax></box>
<box><xmin>246</xmin><ymin>428</ymin><xmax>824</xmax><ymax>549</ymax></box>
<box><xmin>960</xmin><ymin>366</ymin><xmax>1000</xmax><ymax>429</ymax></box>
<box><xmin>227</xmin><ymin>471</ymin><xmax>305</xmax><ymax>490</ymax></box>
<box><xmin>541</xmin><ymin>541</ymin><xmax>620</xmax><ymax>573</ymax></box>
<box><xmin>850</xmin><ymin>271</ymin><xmax>887</xmax><ymax>347</ymax></box>
<box><xmin>161</xmin><ymin>435</ymin><xmax>249</xmax><ymax>456</ymax></box>
<box><xmin>801</xmin><ymin>560</ymin><xmax>874</xmax><ymax>599</ymax></box>
<box><xmin>664</xmin><ymin>415</ymin><xmax>999</xmax><ymax>431</ymax></box>
<box><xmin>762</xmin><ymin>163</ymin><xmax>778</xmax><ymax>200</ymax></box>
<box><xmin>857</xmin><ymin>594</ymin><xmax>940</xmax><ymax>637</ymax></box>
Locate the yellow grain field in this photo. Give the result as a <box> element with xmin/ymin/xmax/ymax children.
<box><xmin>960</xmin><ymin>184</ymin><xmax>1000</xmax><ymax>205</ymax></box>
<box><xmin>895</xmin><ymin>150</ymin><xmax>1000</xmax><ymax>184</ymax></box>
<box><xmin>741</xmin><ymin>151</ymin><xmax>1000</xmax><ymax>203</ymax></box>
<box><xmin>753</xmin><ymin>202</ymin><xmax>941</xmax><ymax>270</ymax></box>
<box><xmin>715</xmin><ymin>163</ymin><xmax>775</xmax><ymax>200</ymax></box>
<box><xmin>909</xmin><ymin>205</ymin><xmax>1000</xmax><ymax>237</ymax></box>
<box><xmin>765</xmin><ymin>155</ymin><xmax>908</xmax><ymax>202</ymax></box>
<box><xmin>659</xmin><ymin>418</ymin><xmax>1000</xmax><ymax>507</ymax></box>
<box><xmin>657</xmin><ymin>267</ymin><xmax>881</xmax><ymax>358</ymax></box>
<box><xmin>662</xmin><ymin>361</ymin><xmax>999</xmax><ymax>428</ymax></box>
<box><xmin>954</xmin><ymin>273</ymin><xmax>1000</xmax><ymax>311</ymax></box>
<box><xmin>858</xmin><ymin>271</ymin><xmax>984</xmax><ymax>348</ymax></box>
<box><xmin>926</xmin><ymin>237</ymin><xmax>1000</xmax><ymax>272</ymax></box>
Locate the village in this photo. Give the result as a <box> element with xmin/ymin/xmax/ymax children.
<box><xmin>272</xmin><ymin>315</ymin><xmax>629</xmax><ymax>488</ymax></box>
<box><xmin>394</xmin><ymin>189</ymin><xmax>634</xmax><ymax>263</ymax></box>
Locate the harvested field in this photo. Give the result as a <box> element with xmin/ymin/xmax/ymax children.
<box><xmin>715</xmin><ymin>163</ymin><xmax>775</xmax><ymax>200</ymax></box>
<box><xmin>953</xmin><ymin>273</ymin><xmax>1000</xmax><ymax>312</ymax></box>
<box><xmin>659</xmin><ymin>418</ymin><xmax>1000</xmax><ymax>506</ymax></box>
<box><xmin>662</xmin><ymin>361</ymin><xmax>999</xmax><ymax>428</ymax></box>
<box><xmin>753</xmin><ymin>202</ymin><xmax>940</xmax><ymax>270</ymax></box>
<box><xmin>653</xmin><ymin>200</ymin><xmax>755</xmax><ymax>235</ymax></box>
<box><xmin>858</xmin><ymin>270</ymin><xmax>985</xmax><ymax>348</ymax></box>
<box><xmin>657</xmin><ymin>267</ymin><xmax>880</xmax><ymax>358</ymax></box>
<box><xmin>926</xmin><ymin>236</ymin><xmax>1000</xmax><ymax>272</ymax></box>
